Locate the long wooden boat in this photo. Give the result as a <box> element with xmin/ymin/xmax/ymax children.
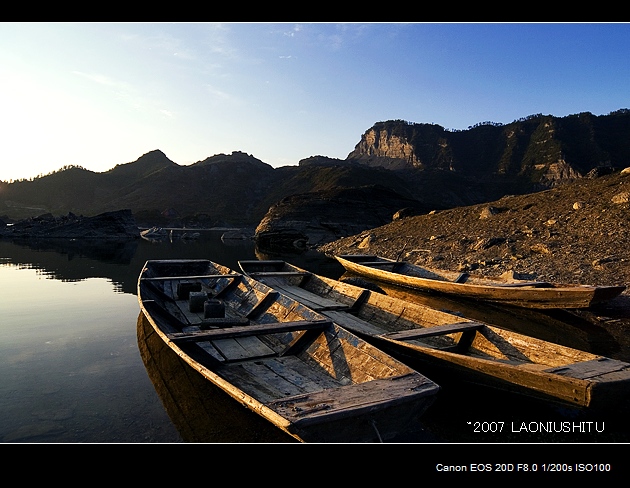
<box><xmin>239</xmin><ymin>259</ymin><xmax>630</xmax><ymax>409</ymax></box>
<box><xmin>136</xmin><ymin>312</ymin><xmax>297</xmax><ymax>443</ymax></box>
<box><xmin>137</xmin><ymin>259</ymin><xmax>440</xmax><ymax>443</ymax></box>
<box><xmin>334</xmin><ymin>254</ymin><xmax>626</xmax><ymax>309</ymax></box>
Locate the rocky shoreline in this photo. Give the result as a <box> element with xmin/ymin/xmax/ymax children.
<box><xmin>0</xmin><ymin>209</ymin><xmax>140</xmax><ymax>240</ymax></box>
<box><xmin>319</xmin><ymin>169</ymin><xmax>630</xmax><ymax>290</ymax></box>
<box><xmin>317</xmin><ymin>170</ymin><xmax>630</xmax><ymax>333</ymax></box>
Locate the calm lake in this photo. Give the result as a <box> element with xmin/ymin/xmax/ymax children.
<box><xmin>2</xmin><ymin>230</ymin><xmax>630</xmax><ymax>445</ymax></box>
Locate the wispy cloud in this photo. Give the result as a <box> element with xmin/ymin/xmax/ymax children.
<box><xmin>71</xmin><ymin>71</ymin><xmax>132</xmax><ymax>91</ymax></box>
<box><xmin>205</xmin><ymin>84</ymin><xmax>243</xmax><ymax>105</ymax></box>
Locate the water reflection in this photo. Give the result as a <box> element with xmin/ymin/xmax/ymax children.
<box><xmin>2</xmin><ymin>232</ymin><xmax>630</xmax><ymax>443</ymax></box>
<box><xmin>0</xmin><ymin>229</ymin><xmax>260</xmax><ymax>295</ymax></box>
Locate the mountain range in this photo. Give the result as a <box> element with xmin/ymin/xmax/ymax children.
<box><xmin>1</xmin><ymin>109</ymin><xmax>629</xmax><ymax>228</ymax></box>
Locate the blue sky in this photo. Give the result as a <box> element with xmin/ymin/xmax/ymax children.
<box><xmin>1</xmin><ymin>22</ymin><xmax>629</xmax><ymax>181</ymax></box>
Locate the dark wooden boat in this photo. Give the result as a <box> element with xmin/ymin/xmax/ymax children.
<box><xmin>335</xmin><ymin>254</ymin><xmax>626</xmax><ymax>309</ymax></box>
<box><xmin>136</xmin><ymin>312</ymin><xmax>297</xmax><ymax>443</ymax></box>
<box><xmin>239</xmin><ymin>259</ymin><xmax>630</xmax><ymax>409</ymax></box>
<box><xmin>137</xmin><ymin>259</ymin><xmax>440</xmax><ymax>443</ymax></box>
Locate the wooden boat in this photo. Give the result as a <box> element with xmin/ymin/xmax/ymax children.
<box><xmin>136</xmin><ymin>312</ymin><xmax>297</xmax><ymax>443</ymax></box>
<box><xmin>239</xmin><ymin>259</ymin><xmax>630</xmax><ymax>409</ymax></box>
<box><xmin>335</xmin><ymin>254</ymin><xmax>626</xmax><ymax>309</ymax></box>
<box><xmin>137</xmin><ymin>259</ymin><xmax>440</xmax><ymax>443</ymax></box>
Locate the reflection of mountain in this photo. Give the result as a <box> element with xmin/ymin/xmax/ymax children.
<box><xmin>11</xmin><ymin>238</ymin><xmax>138</xmax><ymax>265</ymax></box>
<box><xmin>0</xmin><ymin>231</ymin><xmax>259</xmax><ymax>295</ymax></box>
<box><xmin>136</xmin><ymin>313</ymin><xmax>296</xmax><ymax>443</ymax></box>
<box><xmin>0</xmin><ymin>238</ymin><xmax>140</xmax><ymax>293</ymax></box>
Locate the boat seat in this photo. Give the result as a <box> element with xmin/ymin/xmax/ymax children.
<box><xmin>381</xmin><ymin>321</ymin><xmax>484</xmax><ymax>341</ymax></box>
<box><xmin>248</xmin><ymin>271</ymin><xmax>310</xmax><ymax>278</ymax></box>
<box><xmin>141</xmin><ymin>273</ymin><xmax>241</xmax><ymax>281</ymax></box>
<box><xmin>167</xmin><ymin>319</ymin><xmax>332</xmax><ymax>343</ymax></box>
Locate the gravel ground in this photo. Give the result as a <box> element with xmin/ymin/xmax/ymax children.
<box><xmin>318</xmin><ymin>169</ymin><xmax>630</xmax><ymax>337</ymax></box>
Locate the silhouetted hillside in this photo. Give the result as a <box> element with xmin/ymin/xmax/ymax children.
<box><xmin>2</xmin><ymin>109</ymin><xmax>629</xmax><ymax>227</ymax></box>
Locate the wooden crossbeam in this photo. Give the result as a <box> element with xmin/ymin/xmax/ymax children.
<box><xmin>248</xmin><ymin>271</ymin><xmax>309</xmax><ymax>278</ymax></box>
<box><xmin>141</xmin><ymin>274</ymin><xmax>241</xmax><ymax>281</ymax></box>
<box><xmin>167</xmin><ymin>319</ymin><xmax>332</xmax><ymax>343</ymax></box>
<box><xmin>381</xmin><ymin>321</ymin><xmax>484</xmax><ymax>341</ymax></box>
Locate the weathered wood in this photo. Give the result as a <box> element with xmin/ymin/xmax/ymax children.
<box><xmin>167</xmin><ymin>319</ymin><xmax>332</xmax><ymax>343</ymax></box>
<box><xmin>199</xmin><ymin>316</ymin><xmax>250</xmax><ymax>329</ymax></box>
<box><xmin>544</xmin><ymin>358</ymin><xmax>630</xmax><ymax>379</ymax></box>
<box><xmin>141</xmin><ymin>273</ymin><xmax>241</xmax><ymax>281</ymax></box>
<box><xmin>213</xmin><ymin>335</ymin><xmax>277</xmax><ymax>363</ymax></box>
<box><xmin>381</xmin><ymin>322</ymin><xmax>484</xmax><ymax>341</ymax></box>
<box><xmin>335</xmin><ymin>254</ymin><xmax>626</xmax><ymax>309</ymax></box>
<box><xmin>238</xmin><ymin>258</ymin><xmax>630</xmax><ymax>409</ymax></box>
<box><xmin>137</xmin><ymin>258</ymin><xmax>441</xmax><ymax>442</ymax></box>
<box><xmin>268</xmin><ymin>282</ymin><xmax>351</xmax><ymax>312</ymax></box>
<box><xmin>268</xmin><ymin>373</ymin><xmax>437</xmax><ymax>426</ymax></box>
<box><xmin>245</xmin><ymin>290</ymin><xmax>280</xmax><ymax>319</ymax></box>
<box><xmin>494</xmin><ymin>281</ymin><xmax>553</xmax><ymax>288</ymax></box>
<box><xmin>248</xmin><ymin>271</ymin><xmax>309</xmax><ymax>278</ymax></box>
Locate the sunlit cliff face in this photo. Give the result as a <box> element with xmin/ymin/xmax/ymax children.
<box><xmin>353</xmin><ymin>129</ymin><xmax>423</xmax><ymax>168</ymax></box>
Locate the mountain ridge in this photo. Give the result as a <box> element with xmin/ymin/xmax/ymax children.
<box><xmin>1</xmin><ymin>109</ymin><xmax>629</xmax><ymax>228</ymax></box>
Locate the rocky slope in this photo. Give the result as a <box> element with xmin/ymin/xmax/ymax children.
<box><xmin>319</xmin><ymin>168</ymin><xmax>630</xmax><ymax>295</ymax></box>
<box><xmin>254</xmin><ymin>185</ymin><xmax>431</xmax><ymax>250</ymax></box>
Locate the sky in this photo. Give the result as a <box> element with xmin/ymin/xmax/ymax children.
<box><xmin>1</xmin><ymin>22</ymin><xmax>629</xmax><ymax>182</ymax></box>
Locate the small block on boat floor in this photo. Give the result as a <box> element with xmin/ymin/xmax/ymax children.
<box><xmin>177</xmin><ymin>281</ymin><xmax>202</xmax><ymax>299</ymax></box>
<box><xmin>204</xmin><ymin>299</ymin><xmax>225</xmax><ymax>318</ymax></box>
<box><xmin>189</xmin><ymin>291</ymin><xmax>209</xmax><ymax>312</ymax></box>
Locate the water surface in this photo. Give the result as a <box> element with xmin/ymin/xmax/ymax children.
<box><xmin>1</xmin><ymin>232</ymin><xmax>629</xmax><ymax>444</ymax></box>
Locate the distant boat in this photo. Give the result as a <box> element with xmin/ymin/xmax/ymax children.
<box><xmin>334</xmin><ymin>254</ymin><xmax>626</xmax><ymax>309</ymax></box>
<box><xmin>137</xmin><ymin>258</ymin><xmax>440</xmax><ymax>443</ymax></box>
<box><xmin>239</xmin><ymin>259</ymin><xmax>630</xmax><ymax>409</ymax></box>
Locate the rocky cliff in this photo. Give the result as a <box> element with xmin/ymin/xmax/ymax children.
<box><xmin>254</xmin><ymin>185</ymin><xmax>431</xmax><ymax>251</ymax></box>
<box><xmin>347</xmin><ymin>110</ymin><xmax>630</xmax><ymax>189</ymax></box>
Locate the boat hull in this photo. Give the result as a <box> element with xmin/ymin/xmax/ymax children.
<box><xmin>239</xmin><ymin>259</ymin><xmax>630</xmax><ymax>409</ymax></box>
<box><xmin>336</xmin><ymin>254</ymin><xmax>626</xmax><ymax>309</ymax></box>
<box><xmin>138</xmin><ymin>259</ymin><xmax>440</xmax><ymax>442</ymax></box>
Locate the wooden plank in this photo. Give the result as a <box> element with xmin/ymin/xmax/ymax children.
<box><xmin>167</xmin><ymin>319</ymin><xmax>332</xmax><ymax>343</ymax></box>
<box><xmin>347</xmin><ymin>288</ymin><xmax>370</xmax><ymax>314</ymax></box>
<box><xmin>195</xmin><ymin>341</ymin><xmax>227</xmax><ymax>362</ymax></box>
<box><xmin>269</xmin><ymin>356</ymin><xmax>343</xmax><ymax>390</ymax></box>
<box><xmin>141</xmin><ymin>273</ymin><xmax>241</xmax><ymax>281</ymax></box>
<box><xmin>239</xmin><ymin>259</ymin><xmax>286</xmax><ymax>268</ymax></box>
<box><xmin>381</xmin><ymin>321</ymin><xmax>484</xmax><ymax>341</ymax></box>
<box><xmin>495</xmin><ymin>281</ymin><xmax>553</xmax><ymax>288</ymax></box>
<box><xmin>270</xmin><ymin>282</ymin><xmax>350</xmax><ymax>312</ymax></box>
<box><xmin>454</xmin><ymin>272</ymin><xmax>469</xmax><ymax>283</ymax></box>
<box><xmin>359</xmin><ymin>261</ymin><xmax>398</xmax><ymax>266</ymax></box>
<box><xmin>267</xmin><ymin>373</ymin><xmax>435</xmax><ymax>425</ymax></box>
<box><xmin>258</xmin><ymin>356</ymin><xmax>335</xmax><ymax>393</ymax></box>
<box><xmin>248</xmin><ymin>271</ymin><xmax>309</xmax><ymax>278</ymax></box>
<box><xmin>213</xmin><ymin>335</ymin><xmax>277</xmax><ymax>362</ymax></box>
<box><xmin>237</xmin><ymin>359</ymin><xmax>307</xmax><ymax>397</ymax></box>
<box><xmin>245</xmin><ymin>290</ymin><xmax>280</xmax><ymax>319</ymax></box>
<box><xmin>544</xmin><ymin>358</ymin><xmax>630</xmax><ymax>379</ymax></box>
<box><xmin>323</xmin><ymin>309</ymin><xmax>385</xmax><ymax>336</ymax></box>
<box><xmin>199</xmin><ymin>316</ymin><xmax>250</xmax><ymax>328</ymax></box>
